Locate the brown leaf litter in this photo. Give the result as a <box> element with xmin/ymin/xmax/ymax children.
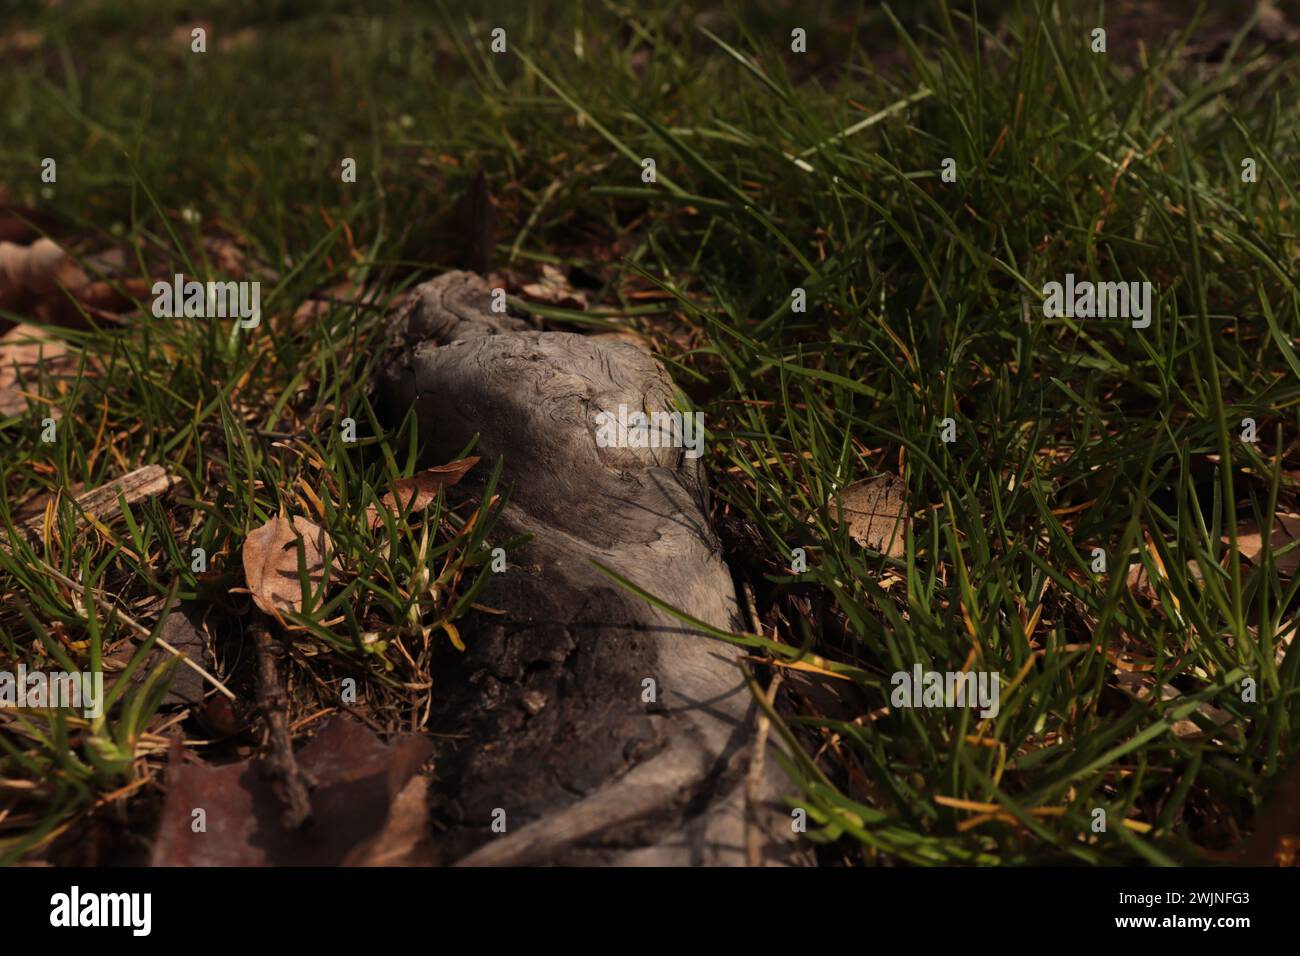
<box><xmin>150</xmin><ymin>716</ymin><xmax>434</xmax><ymax>866</ymax></box>
<box><xmin>833</xmin><ymin>472</ymin><xmax>910</xmax><ymax>558</ymax></box>
<box><xmin>241</xmin><ymin>515</ymin><xmax>334</xmax><ymax>616</ymax></box>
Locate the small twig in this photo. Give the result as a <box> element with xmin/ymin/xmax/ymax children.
<box><xmin>745</xmin><ymin>669</ymin><xmax>783</xmax><ymax>867</ymax></box>
<box><xmin>740</xmin><ymin>580</ymin><xmax>782</xmax><ymax>867</ymax></box>
<box><xmin>743</xmin><ymin>574</ymin><xmax>769</xmax><ymax>868</ymax></box>
<box><xmin>251</xmin><ymin>614</ymin><xmax>313</xmax><ymax>829</ymax></box>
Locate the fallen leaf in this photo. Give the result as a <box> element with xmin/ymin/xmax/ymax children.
<box><xmin>520</xmin><ymin>263</ymin><xmax>588</xmax><ymax>310</ymax></box>
<box><xmin>0</xmin><ymin>29</ymin><xmax>43</xmax><ymax>58</ymax></box>
<box><xmin>218</xmin><ymin>27</ymin><xmax>259</xmax><ymax>52</ymax></box>
<box><xmin>292</xmin><ymin>281</ymin><xmax>380</xmax><ymax>330</ymax></box>
<box><xmin>1231</xmin><ymin>513</ymin><xmax>1300</xmax><ymax>579</ymax></box>
<box><xmin>342</xmin><ymin>775</ymin><xmax>434</xmax><ymax>866</ymax></box>
<box><xmin>151</xmin><ymin>716</ymin><xmax>434</xmax><ymax>866</ymax></box>
<box><xmin>203</xmin><ymin>235</ymin><xmax>246</xmax><ymax>277</ymax></box>
<box><xmin>1238</xmin><ymin>757</ymin><xmax>1300</xmax><ymax>866</ymax></box>
<box><xmin>242</xmin><ymin>515</ymin><xmax>333</xmax><ymax>615</ymax></box>
<box><xmin>1114</xmin><ymin>671</ymin><xmax>1235</xmax><ymax>740</ymax></box>
<box><xmin>1124</xmin><ymin>536</ymin><xmax>1203</xmax><ymax>610</ymax></box>
<box><xmin>0</xmin><ymin>238</ymin><xmax>139</xmax><ymax>328</ymax></box>
<box><xmin>76</xmin><ymin>276</ymin><xmax>154</xmax><ymax>314</ymax></box>
<box><xmin>366</xmin><ymin>457</ymin><xmax>479</xmax><ymax>529</ymax></box>
<box><xmin>0</xmin><ymin>238</ymin><xmax>88</xmax><ymax>306</ymax></box>
<box><xmin>101</xmin><ymin>603</ymin><xmax>209</xmax><ymax>706</ymax></box>
<box><xmin>0</xmin><ymin>322</ymin><xmax>72</xmax><ymax>416</ymax></box>
<box><xmin>834</xmin><ymin>473</ymin><xmax>909</xmax><ymax>557</ymax></box>
<box><xmin>0</xmin><ymin>187</ymin><xmax>48</xmax><ymax>244</ymax></box>
<box><xmin>484</xmin><ymin>267</ymin><xmax>524</xmax><ymax>294</ymax></box>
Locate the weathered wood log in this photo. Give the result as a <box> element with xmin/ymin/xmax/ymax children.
<box><xmin>380</xmin><ymin>272</ymin><xmax>801</xmax><ymax>865</ymax></box>
<box><xmin>0</xmin><ymin>463</ymin><xmax>179</xmax><ymax>550</ymax></box>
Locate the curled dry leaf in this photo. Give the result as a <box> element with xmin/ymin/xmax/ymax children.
<box><xmin>1</xmin><ymin>238</ymin><xmax>150</xmax><ymax>323</ymax></box>
<box><xmin>0</xmin><ymin>238</ymin><xmax>88</xmax><ymax>307</ymax></box>
<box><xmin>834</xmin><ymin>473</ymin><xmax>909</xmax><ymax>558</ymax></box>
<box><xmin>366</xmin><ymin>456</ymin><xmax>479</xmax><ymax>529</ymax></box>
<box><xmin>242</xmin><ymin>514</ymin><xmax>333</xmax><ymax>616</ymax></box>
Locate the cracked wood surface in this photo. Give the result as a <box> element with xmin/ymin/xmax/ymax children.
<box><xmin>380</xmin><ymin>271</ymin><xmax>800</xmax><ymax>865</ymax></box>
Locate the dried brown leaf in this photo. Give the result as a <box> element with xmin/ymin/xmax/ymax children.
<box><xmin>151</xmin><ymin>717</ymin><xmax>434</xmax><ymax>866</ymax></box>
<box><xmin>242</xmin><ymin>515</ymin><xmax>333</xmax><ymax>616</ymax></box>
<box><xmin>0</xmin><ymin>238</ymin><xmax>88</xmax><ymax>304</ymax></box>
<box><xmin>366</xmin><ymin>456</ymin><xmax>479</xmax><ymax>529</ymax></box>
<box><xmin>0</xmin><ymin>322</ymin><xmax>72</xmax><ymax>416</ymax></box>
<box><xmin>0</xmin><ymin>187</ymin><xmax>45</xmax><ymax>244</ymax></box>
<box><xmin>1239</xmin><ymin>758</ymin><xmax>1300</xmax><ymax>866</ymax></box>
<box><xmin>520</xmin><ymin>264</ymin><xmax>588</xmax><ymax>310</ymax></box>
<box><xmin>203</xmin><ymin>235</ymin><xmax>246</xmax><ymax>277</ymax></box>
<box><xmin>291</xmin><ymin>281</ymin><xmax>382</xmax><ymax>330</ymax></box>
<box><xmin>1232</xmin><ymin>513</ymin><xmax>1300</xmax><ymax>580</ymax></box>
<box><xmin>342</xmin><ymin>775</ymin><xmax>435</xmax><ymax>866</ymax></box>
<box><xmin>1115</xmin><ymin>671</ymin><xmax>1234</xmax><ymax>740</ymax></box>
<box><xmin>835</xmin><ymin>473</ymin><xmax>909</xmax><ymax>558</ymax></box>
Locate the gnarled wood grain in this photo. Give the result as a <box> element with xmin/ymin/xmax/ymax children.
<box><xmin>381</xmin><ymin>272</ymin><xmax>801</xmax><ymax>865</ymax></box>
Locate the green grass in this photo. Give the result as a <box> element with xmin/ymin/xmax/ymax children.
<box><xmin>2</xmin><ymin>0</ymin><xmax>1298</xmax><ymax>865</ymax></box>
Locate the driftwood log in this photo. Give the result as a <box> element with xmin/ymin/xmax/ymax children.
<box><xmin>380</xmin><ymin>272</ymin><xmax>800</xmax><ymax>865</ymax></box>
